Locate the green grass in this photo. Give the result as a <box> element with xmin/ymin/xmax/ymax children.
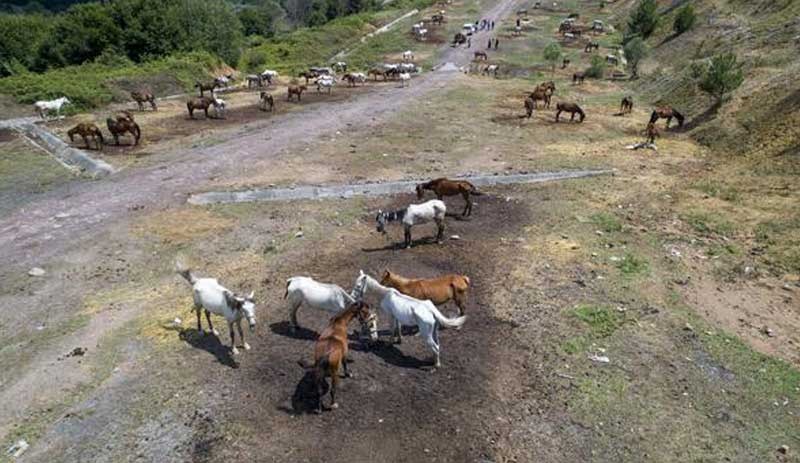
<box><xmin>590</xmin><ymin>211</ymin><xmax>622</xmax><ymax>232</ymax></box>
<box><xmin>616</xmin><ymin>252</ymin><xmax>650</xmax><ymax>277</ymax></box>
<box><xmin>572</xmin><ymin>304</ymin><xmax>626</xmax><ymax>338</ymax></box>
<box><xmin>682</xmin><ymin>211</ymin><xmax>736</xmax><ymax>237</ymax></box>
<box><xmin>754</xmin><ymin>216</ymin><xmax>800</xmax><ymax>273</ymax></box>
<box><xmin>691</xmin><ymin>179</ymin><xmax>741</xmax><ymax>202</ymax></box>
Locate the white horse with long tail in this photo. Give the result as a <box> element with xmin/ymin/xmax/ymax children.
<box><xmin>284</xmin><ymin>276</ymin><xmax>377</xmax><ymax>340</ymax></box>
<box><xmin>376</xmin><ymin>199</ymin><xmax>446</xmax><ymax>248</ymax></box>
<box><xmin>34</xmin><ymin>96</ymin><xmax>71</xmax><ymax>120</ymax></box>
<box><xmin>353</xmin><ymin>270</ymin><xmax>466</xmax><ymax>368</ymax></box>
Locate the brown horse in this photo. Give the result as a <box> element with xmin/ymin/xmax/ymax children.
<box><xmin>287</xmin><ymin>85</ymin><xmax>307</xmax><ymax>102</ymax></box>
<box><xmin>186</xmin><ymin>96</ymin><xmax>215</xmax><ymax>119</ymax></box>
<box><xmin>528</xmin><ymin>88</ymin><xmax>550</xmax><ymax>109</ymax></box>
<box><xmin>524</xmin><ymin>97</ymin><xmax>535</xmax><ymax>118</ymax></box>
<box><xmin>620</xmin><ymin>96</ymin><xmax>633</xmax><ymax>115</ymax></box>
<box><xmin>259</xmin><ymin>92</ymin><xmax>274</xmax><ymax>112</ymax></box>
<box><xmin>573</xmin><ymin>72</ymin><xmax>585</xmax><ymax>84</ymax></box>
<box><xmin>130</xmin><ymin>91</ymin><xmax>157</xmax><ymax>111</ymax></box>
<box><xmin>298</xmin><ymin>71</ymin><xmax>319</xmax><ymax>84</ymax></box>
<box><xmin>649</xmin><ymin>106</ymin><xmax>684</xmax><ymax>128</ymax></box>
<box><xmin>367</xmin><ymin>68</ymin><xmax>384</xmax><ymax>81</ymax></box>
<box><xmin>416</xmin><ymin>177</ymin><xmax>484</xmax><ymax>216</ymax></box>
<box><xmin>194</xmin><ymin>81</ymin><xmax>218</xmax><ymax>97</ymax></box>
<box><xmin>431</xmin><ymin>13</ymin><xmax>444</xmax><ymax>25</ymax></box>
<box><xmin>561</xmin><ymin>58</ymin><xmax>570</xmax><ymax>69</ymax></box>
<box><xmin>556</xmin><ymin>102</ymin><xmax>585</xmax><ymax>122</ymax></box>
<box><xmin>473</xmin><ymin>51</ymin><xmax>488</xmax><ymax>60</ymax></box>
<box><xmin>106</xmin><ymin>114</ymin><xmax>140</xmax><ymax>145</ymax></box>
<box><xmin>297</xmin><ymin>301</ymin><xmax>372</xmax><ymax>414</ymax></box>
<box><xmin>381</xmin><ymin>270</ymin><xmax>470</xmax><ymax>316</ymax></box>
<box><xmin>645</xmin><ymin>122</ymin><xmax>660</xmax><ymax>144</ymax></box>
<box><xmin>584</xmin><ymin>41</ymin><xmax>599</xmax><ymax>52</ymax></box>
<box><xmin>67</xmin><ymin>123</ymin><xmax>104</xmax><ymax>150</ymax></box>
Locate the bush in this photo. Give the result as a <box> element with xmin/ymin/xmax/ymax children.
<box><xmin>585</xmin><ymin>55</ymin><xmax>605</xmax><ymax>78</ymax></box>
<box><xmin>626</xmin><ymin>0</ymin><xmax>658</xmax><ymax>41</ymax></box>
<box><xmin>699</xmin><ymin>52</ymin><xmax>744</xmax><ymax>102</ymax></box>
<box><xmin>543</xmin><ymin>42</ymin><xmax>561</xmax><ymax>74</ymax></box>
<box><xmin>0</xmin><ymin>13</ymin><xmax>52</xmax><ymax>75</ymax></box>
<box><xmin>673</xmin><ymin>4</ymin><xmax>696</xmax><ymax>35</ymax></box>
<box><xmin>623</xmin><ymin>36</ymin><xmax>647</xmax><ymax>78</ymax></box>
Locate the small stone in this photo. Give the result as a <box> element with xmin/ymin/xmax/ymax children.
<box><xmin>591</xmin><ymin>252</ymin><xmax>598</xmax><ymax>257</ymax></box>
<box><xmin>684</xmin><ymin>323</ymin><xmax>694</xmax><ymax>332</ymax></box>
<box><xmin>595</xmin><ymin>230</ymin><xmax>603</xmax><ymax>236</ymax></box>
<box><xmin>778</xmin><ymin>445</ymin><xmax>788</xmax><ymax>455</ymax></box>
<box><xmin>7</xmin><ymin>439</ymin><xmax>29</xmax><ymax>457</ymax></box>
<box><xmin>294</xmin><ymin>231</ymin><xmax>304</xmax><ymax>238</ymax></box>
<box><xmin>28</xmin><ymin>267</ymin><xmax>46</xmax><ymax>277</ymax></box>
<box><xmin>588</xmin><ymin>354</ymin><xmax>610</xmax><ymax>363</ymax></box>
<box><xmin>450</xmin><ymin>235</ymin><xmax>461</xmax><ymax>240</ymax></box>
<box><xmin>763</xmin><ymin>326</ymin><xmax>775</xmax><ymax>337</ymax></box>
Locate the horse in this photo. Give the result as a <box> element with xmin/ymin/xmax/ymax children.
<box><xmin>367</xmin><ymin>68</ymin><xmax>384</xmax><ymax>81</ymax></box>
<box><xmin>178</xmin><ymin>268</ymin><xmax>256</xmax><ymax>355</ymax></box>
<box><xmin>398</xmin><ymin>72</ymin><xmax>411</xmax><ymax>87</ymax></box>
<box><xmin>605</xmin><ymin>55</ymin><xmax>619</xmax><ymax>66</ymax></box>
<box><xmin>452</xmin><ymin>32</ymin><xmax>467</xmax><ymax>46</ymax></box>
<box><xmin>584</xmin><ymin>41</ymin><xmax>599</xmax><ymax>52</ymax></box>
<box><xmin>384</xmin><ymin>67</ymin><xmax>401</xmax><ymax>80</ymax></box>
<box><xmin>259</xmin><ymin>92</ymin><xmax>274</xmax><ymax>112</ymax></box>
<box><xmin>572</xmin><ymin>72</ymin><xmax>586</xmax><ymax>84</ymax></box>
<box><xmin>186</xmin><ymin>96</ymin><xmax>215</xmax><ymax>119</ymax></box>
<box><xmin>211</xmin><ymin>96</ymin><xmax>226</xmax><ymax>119</ymax></box>
<box><xmin>288</xmin><ymin>85</ymin><xmax>307</xmax><ymax>101</ymax></box>
<box><xmin>67</xmin><ymin>123</ymin><xmax>104</xmax><ymax>150</ymax></box>
<box><xmin>298</xmin><ymin>71</ymin><xmax>318</xmax><ymax>84</ymax></box>
<box><xmin>525</xmin><ymin>97</ymin><xmax>535</xmax><ymax>118</ymax></box>
<box><xmin>106</xmin><ymin>113</ymin><xmax>140</xmax><ymax>145</ymax></box>
<box><xmin>380</xmin><ymin>269</ymin><xmax>470</xmax><ymax>316</ymax></box>
<box><xmin>620</xmin><ymin>96</ymin><xmax>633</xmax><ymax>115</ymax></box>
<box><xmin>284</xmin><ymin>276</ymin><xmax>378</xmax><ymax>338</ymax></box>
<box><xmin>528</xmin><ymin>88</ymin><xmax>550</xmax><ymax>109</ymax></box>
<box><xmin>645</xmin><ymin>122</ymin><xmax>660</xmax><ymax>144</ymax></box>
<box><xmin>416</xmin><ymin>177</ymin><xmax>483</xmax><ymax>216</ymax></box>
<box><xmin>376</xmin><ymin>199</ymin><xmax>446</xmax><ymax>248</ymax></box>
<box><xmin>555</xmin><ymin>102</ymin><xmax>586</xmax><ymax>123</ymax></box>
<box><xmin>34</xmin><ymin>97</ymin><xmax>70</xmax><ymax>120</ymax></box>
<box><xmin>473</xmin><ymin>51</ymin><xmax>488</xmax><ymax>61</ymax></box>
<box><xmin>261</xmin><ymin>69</ymin><xmax>279</xmax><ymax>85</ymax></box>
<box><xmin>246</xmin><ymin>74</ymin><xmax>264</xmax><ymax>88</ymax></box>
<box><xmin>352</xmin><ymin>271</ymin><xmax>466</xmax><ymax>368</ymax></box>
<box><xmin>431</xmin><ymin>14</ymin><xmax>444</xmax><ymax>25</ymax></box>
<box><xmin>130</xmin><ymin>91</ymin><xmax>157</xmax><ymax>111</ymax></box>
<box><xmin>316</xmin><ymin>76</ymin><xmax>335</xmax><ymax>94</ymax></box>
<box><xmin>194</xmin><ymin>81</ymin><xmax>218</xmax><ymax>97</ymax></box>
<box><xmin>342</xmin><ymin>72</ymin><xmax>366</xmax><ymax>87</ymax></box>
<box><xmin>403</xmin><ymin>50</ymin><xmax>414</xmax><ymax>61</ymax></box>
<box><xmin>297</xmin><ymin>301</ymin><xmax>373</xmax><ymax>413</ymax></box>
<box><xmin>482</xmin><ymin>64</ymin><xmax>499</xmax><ymax>77</ymax></box>
<box><xmin>561</xmin><ymin>58</ymin><xmax>570</xmax><ymax>69</ymax></box>
<box><xmin>650</xmin><ymin>106</ymin><xmax>684</xmax><ymax>128</ymax></box>
<box><xmin>332</xmin><ymin>61</ymin><xmax>348</xmax><ymax>73</ymax></box>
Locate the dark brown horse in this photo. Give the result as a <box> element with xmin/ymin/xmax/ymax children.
<box><xmin>646</xmin><ymin>122</ymin><xmax>660</xmax><ymax>144</ymax></box>
<box><xmin>584</xmin><ymin>41</ymin><xmax>599</xmax><ymax>52</ymax></box>
<box><xmin>556</xmin><ymin>102</ymin><xmax>585</xmax><ymax>122</ymax></box>
<box><xmin>650</xmin><ymin>106</ymin><xmax>684</xmax><ymax>128</ymax></box>
<box><xmin>524</xmin><ymin>97</ymin><xmax>535</xmax><ymax>118</ymax></box>
<box><xmin>573</xmin><ymin>72</ymin><xmax>585</xmax><ymax>84</ymax></box>
<box><xmin>620</xmin><ymin>96</ymin><xmax>633</xmax><ymax>115</ymax></box>
<box><xmin>130</xmin><ymin>91</ymin><xmax>157</xmax><ymax>111</ymax></box>
<box><xmin>106</xmin><ymin>114</ymin><xmax>140</xmax><ymax>145</ymax></box>
<box><xmin>259</xmin><ymin>92</ymin><xmax>274</xmax><ymax>112</ymax></box>
<box><xmin>287</xmin><ymin>85</ymin><xmax>307</xmax><ymax>102</ymax></box>
<box><xmin>67</xmin><ymin>123</ymin><xmax>104</xmax><ymax>150</ymax></box>
<box><xmin>452</xmin><ymin>32</ymin><xmax>467</xmax><ymax>46</ymax></box>
<box><xmin>561</xmin><ymin>58</ymin><xmax>570</xmax><ymax>69</ymax></box>
<box><xmin>473</xmin><ymin>51</ymin><xmax>488</xmax><ymax>60</ymax></box>
<box><xmin>431</xmin><ymin>13</ymin><xmax>444</xmax><ymax>25</ymax></box>
<box><xmin>416</xmin><ymin>177</ymin><xmax>484</xmax><ymax>216</ymax></box>
<box><xmin>297</xmin><ymin>301</ymin><xmax>372</xmax><ymax>414</ymax></box>
<box><xmin>367</xmin><ymin>68</ymin><xmax>384</xmax><ymax>81</ymax></box>
<box><xmin>186</xmin><ymin>96</ymin><xmax>215</xmax><ymax>119</ymax></box>
<box><xmin>528</xmin><ymin>88</ymin><xmax>551</xmax><ymax>109</ymax></box>
<box><xmin>194</xmin><ymin>81</ymin><xmax>218</xmax><ymax>97</ymax></box>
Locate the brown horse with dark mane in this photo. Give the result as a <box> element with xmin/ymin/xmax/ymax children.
<box><xmin>194</xmin><ymin>81</ymin><xmax>218</xmax><ymax>97</ymax></box>
<box><xmin>131</xmin><ymin>91</ymin><xmax>157</xmax><ymax>111</ymax></box>
<box><xmin>416</xmin><ymin>177</ymin><xmax>484</xmax><ymax>216</ymax></box>
<box><xmin>106</xmin><ymin>112</ymin><xmax>140</xmax><ymax>145</ymax></box>
<box><xmin>381</xmin><ymin>270</ymin><xmax>471</xmax><ymax>316</ymax></box>
<box><xmin>297</xmin><ymin>301</ymin><xmax>372</xmax><ymax>414</ymax></box>
<box><xmin>572</xmin><ymin>72</ymin><xmax>585</xmax><ymax>84</ymax></box>
<box><xmin>186</xmin><ymin>96</ymin><xmax>215</xmax><ymax>119</ymax></box>
<box><xmin>649</xmin><ymin>106</ymin><xmax>684</xmax><ymax>128</ymax></box>
<box><xmin>259</xmin><ymin>92</ymin><xmax>274</xmax><ymax>112</ymax></box>
<box><xmin>620</xmin><ymin>96</ymin><xmax>633</xmax><ymax>115</ymax></box>
<box><xmin>646</xmin><ymin>122</ymin><xmax>660</xmax><ymax>144</ymax></box>
<box><xmin>67</xmin><ymin>123</ymin><xmax>104</xmax><ymax>150</ymax></box>
<box><xmin>287</xmin><ymin>84</ymin><xmax>307</xmax><ymax>102</ymax></box>
<box><xmin>556</xmin><ymin>102</ymin><xmax>585</xmax><ymax>122</ymax></box>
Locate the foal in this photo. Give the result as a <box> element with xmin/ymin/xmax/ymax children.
<box><xmin>416</xmin><ymin>177</ymin><xmax>484</xmax><ymax>217</ymax></box>
<box><xmin>298</xmin><ymin>301</ymin><xmax>372</xmax><ymax>413</ymax></box>
<box><xmin>650</xmin><ymin>106</ymin><xmax>684</xmax><ymax>128</ymax></box>
<box><xmin>380</xmin><ymin>269</ymin><xmax>470</xmax><ymax>316</ymax></box>
<box><xmin>67</xmin><ymin>123</ymin><xmax>104</xmax><ymax>150</ymax></box>
<box><xmin>287</xmin><ymin>85</ymin><xmax>307</xmax><ymax>102</ymax></box>
<box><xmin>620</xmin><ymin>96</ymin><xmax>633</xmax><ymax>115</ymax></box>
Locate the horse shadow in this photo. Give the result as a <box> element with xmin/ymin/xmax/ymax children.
<box><xmin>178</xmin><ymin>328</ymin><xmax>238</xmax><ymax>369</ymax></box>
<box><xmin>269</xmin><ymin>321</ymin><xmax>318</xmax><ymax>341</ymax></box>
<box><xmin>350</xmin><ymin>339</ymin><xmax>431</xmax><ymax>370</ymax></box>
<box><xmin>282</xmin><ymin>369</ymin><xmax>330</xmax><ymax>415</ymax></box>
<box><xmin>361</xmin><ymin>237</ymin><xmax>443</xmax><ymax>253</ymax></box>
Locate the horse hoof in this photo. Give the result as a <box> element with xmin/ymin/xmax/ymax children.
<box><xmin>231</xmin><ymin>347</ymin><xmax>240</xmax><ymax>355</ymax></box>
<box><xmin>314</xmin><ymin>408</ymin><xmax>322</xmax><ymax>415</ymax></box>
<box><xmin>212</xmin><ymin>329</ymin><xmax>220</xmax><ymax>336</ymax></box>
<box><xmin>330</xmin><ymin>403</ymin><xmax>339</xmax><ymax>410</ymax></box>
<box><xmin>243</xmin><ymin>343</ymin><xmax>251</xmax><ymax>350</ymax></box>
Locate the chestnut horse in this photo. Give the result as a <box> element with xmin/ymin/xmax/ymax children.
<box><xmin>259</xmin><ymin>91</ymin><xmax>274</xmax><ymax>112</ymax></box>
<box><xmin>186</xmin><ymin>96</ymin><xmax>215</xmax><ymax>119</ymax></box>
<box><xmin>297</xmin><ymin>301</ymin><xmax>373</xmax><ymax>413</ymax></box>
<box><xmin>645</xmin><ymin>122</ymin><xmax>660</xmax><ymax>144</ymax></box>
<box><xmin>649</xmin><ymin>106</ymin><xmax>684</xmax><ymax>128</ymax></box>
<box><xmin>287</xmin><ymin>85</ymin><xmax>307</xmax><ymax>102</ymax></box>
<box><xmin>620</xmin><ymin>96</ymin><xmax>633</xmax><ymax>115</ymax></box>
<box><xmin>555</xmin><ymin>102</ymin><xmax>585</xmax><ymax>122</ymax></box>
<box><xmin>380</xmin><ymin>270</ymin><xmax>470</xmax><ymax>316</ymax></box>
<box><xmin>416</xmin><ymin>177</ymin><xmax>484</xmax><ymax>217</ymax></box>
<box><xmin>194</xmin><ymin>81</ymin><xmax>218</xmax><ymax>97</ymax></box>
<box><xmin>131</xmin><ymin>91</ymin><xmax>157</xmax><ymax>111</ymax></box>
<box><xmin>67</xmin><ymin>123</ymin><xmax>104</xmax><ymax>150</ymax></box>
<box><xmin>106</xmin><ymin>112</ymin><xmax>140</xmax><ymax>145</ymax></box>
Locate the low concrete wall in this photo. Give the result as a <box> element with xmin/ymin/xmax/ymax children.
<box><xmin>13</xmin><ymin>121</ymin><xmax>115</xmax><ymax>177</ymax></box>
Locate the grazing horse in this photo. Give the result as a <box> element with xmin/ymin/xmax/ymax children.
<box><xmin>106</xmin><ymin>113</ymin><xmax>140</xmax><ymax>145</ymax></box>
<box><xmin>34</xmin><ymin>97</ymin><xmax>70</xmax><ymax>120</ymax></box>
<box><xmin>186</xmin><ymin>96</ymin><xmax>215</xmax><ymax>119</ymax></box>
<box><xmin>246</xmin><ymin>74</ymin><xmax>264</xmax><ymax>88</ymax></box>
<box><xmin>645</xmin><ymin>122</ymin><xmax>660</xmax><ymax>144</ymax></box>
<box><xmin>194</xmin><ymin>81</ymin><xmax>218</xmax><ymax>97</ymax></box>
<box><xmin>284</xmin><ymin>276</ymin><xmax>377</xmax><ymax>338</ymax></box>
<box><xmin>376</xmin><ymin>199</ymin><xmax>446</xmax><ymax>248</ymax></box>
<box><xmin>297</xmin><ymin>301</ymin><xmax>373</xmax><ymax>413</ymax></box>
<box><xmin>556</xmin><ymin>102</ymin><xmax>586</xmax><ymax>122</ymax></box>
<box><xmin>298</xmin><ymin>71</ymin><xmax>319</xmax><ymax>84</ymax></box>
<box><xmin>130</xmin><ymin>91</ymin><xmax>157</xmax><ymax>111</ymax></box>
<box><xmin>383</xmin><ymin>67</ymin><xmax>401</xmax><ymax>80</ymax></box>
<box><xmin>584</xmin><ymin>41</ymin><xmax>600</xmax><ymax>52</ymax></box>
<box><xmin>452</xmin><ymin>32</ymin><xmax>467</xmax><ymax>46</ymax></box>
<box><xmin>380</xmin><ymin>270</ymin><xmax>470</xmax><ymax>316</ymax></box>
<box><xmin>573</xmin><ymin>72</ymin><xmax>586</xmax><ymax>84</ymax></box>
<box><xmin>620</xmin><ymin>96</ymin><xmax>633</xmax><ymax>115</ymax></box>
<box><xmin>525</xmin><ymin>97</ymin><xmax>535</xmax><ymax>118</ymax></box>
<box><xmin>259</xmin><ymin>92</ymin><xmax>274</xmax><ymax>112</ymax></box>
<box><xmin>288</xmin><ymin>84</ymin><xmax>307</xmax><ymax>101</ymax></box>
<box><xmin>67</xmin><ymin>123</ymin><xmax>104</xmax><ymax>150</ymax></box>
<box><xmin>416</xmin><ymin>177</ymin><xmax>483</xmax><ymax>217</ymax></box>
<box><xmin>261</xmin><ymin>69</ymin><xmax>279</xmax><ymax>85</ymax></box>
<box><xmin>178</xmin><ymin>268</ymin><xmax>256</xmax><ymax>355</ymax></box>
<box><xmin>342</xmin><ymin>72</ymin><xmax>367</xmax><ymax>87</ymax></box>
<box><xmin>528</xmin><ymin>87</ymin><xmax>551</xmax><ymax>109</ymax></box>
<box><xmin>473</xmin><ymin>51</ymin><xmax>488</xmax><ymax>60</ymax></box>
<box><xmin>649</xmin><ymin>106</ymin><xmax>684</xmax><ymax>128</ymax></box>
<box><xmin>353</xmin><ymin>271</ymin><xmax>466</xmax><ymax>368</ymax></box>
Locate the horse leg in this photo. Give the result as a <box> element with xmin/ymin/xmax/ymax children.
<box><xmin>205</xmin><ymin>310</ymin><xmax>219</xmax><ymax>336</ymax></box>
<box><xmin>666</xmin><ymin>116</ymin><xmax>671</xmax><ymax>128</ymax></box>
<box><xmin>570</xmin><ymin>112</ymin><xmax>575</xmax><ymax>122</ymax></box>
<box><xmin>237</xmin><ymin>319</ymin><xmax>249</xmax><ymax>350</ymax></box>
<box><xmin>404</xmin><ymin>225</ymin><xmax>412</xmax><ymax>249</ymax></box>
<box><xmin>195</xmin><ymin>307</ymin><xmax>203</xmax><ymax>333</ymax></box>
<box><xmin>435</xmin><ymin>219</ymin><xmax>445</xmax><ymax>243</ymax></box>
<box><xmin>392</xmin><ymin>316</ymin><xmax>402</xmax><ymax>344</ymax></box>
<box><xmin>555</xmin><ymin>110</ymin><xmax>561</xmax><ymax>122</ymax></box>
<box><xmin>342</xmin><ymin>356</ymin><xmax>352</xmax><ymax>378</ymax></box>
<box><xmin>229</xmin><ymin>322</ymin><xmax>239</xmax><ymax>355</ymax></box>
<box><xmin>421</xmin><ymin>321</ymin><xmax>441</xmax><ymax>368</ymax></box>
<box><xmin>454</xmin><ymin>291</ymin><xmax>467</xmax><ymax>316</ymax></box>
<box><xmin>462</xmin><ymin>191</ymin><xmax>471</xmax><ymax>216</ymax></box>
<box><xmin>329</xmin><ymin>369</ymin><xmax>340</xmax><ymax>409</ymax></box>
<box><xmin>82</xmin><ymin>135</ymin><xmax>90</xmax><ymax>149</ymax></box>
<box><xmin>289</xmin><ymin>299</ymin><xmax>302</xmax><ymax>333</ymax></box>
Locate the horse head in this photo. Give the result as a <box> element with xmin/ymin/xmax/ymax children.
<box><xmin>353</xmin><ymin>301</ymin><xmax>378</xmax><ymax>342</ymax></box>
<box><xmin>415</xmin><ymin>184</ymin><xmax>425</xmax><ymax>199</ymax></box>
<box><xmin>375</xmin><ymin>210</ymin><xmax>387</xmax><ymax>233</ymax></box>
<box><xmin>225</xmin><ymin>290</ymin><xmax>257</xmax><ymax>330</ymax></box>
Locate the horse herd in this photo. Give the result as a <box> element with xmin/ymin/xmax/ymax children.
<box><xmin>177</xmin><ymin>177</ymin><xmax>481</xmax><ymax>413</ymax></box>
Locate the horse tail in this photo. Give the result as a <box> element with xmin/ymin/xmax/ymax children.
<box><xmin>429</xmin><ymin>304</ymin><xmax>466</xmax><ymax>329</ymax></box>
<box><xmin>673</xmin><ymin>109</ymin><xmax>685</xmax><ymax>126</ymax></box>
<box><xmin>649</xmin><ymin>110</ymin><xmax>658</xmax><ymax>124</ymax></box>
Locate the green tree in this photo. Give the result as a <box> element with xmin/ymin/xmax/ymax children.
<box><xmin>623</xmin><ymin>36</ymin><xmax>647</xmax><ymax>78</ymax></box>
<box><xmin>239</xmin><ymin>6</ymin><xmax>276</xmax><ymax>37</ymax></box>
<box><xmin>37</xmin><ymin>3</ymin><xmax>122</xmax><ymax>68</ymax></box>
<box><xmin>626</xmin><ymin>0</ymin><xmax>658</xmax><ymax>41</ymax></box>
<box><xmin>543</xmin><ymin>42</ymin><xmax>561</xmax><ymax>74</ymax></box>
<box><xmin>174</xmin><ymin>0</ymin><xmax>244</xmax><ymax>65</ymax></box>
<box><xmin>699</xmin><ymin>52</ymin><xmax>744</xmax><ymax>102</ymax></box>
<box><xmin>673</xmin><ymin>4</ymin><xmax>695</xmax><ymax>35</ymax></box>
<box><xmin>585</xmin><ymin>55</ymin><xmax>605</xmax><ymax>78</ymax></box>
<box><xmin>0</xmin><ymin>13</ymin><xmax>52</xmax><ymax>74</ymax></box>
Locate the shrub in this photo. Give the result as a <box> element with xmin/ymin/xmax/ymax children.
<box><xmin>673</xmin><ymin>4</ymin><xmax>696</xmax><ymax>35</ymax></box>
<box><xmin>699</xmin><ymin>52</ymin><xmax>744</xmax><ymax>102</ymax></box>
<box><xmin>623</xmin><ymin>36</ymin><xmax>647</xmax><ymax>78</ymax></box>
<box><xmin>543</xmin><ymin>42</ymin><xmax>561</xmax><ymax>74</ymax></box>
<box><xmin>626</xmin><ymin>0</ymin><xmax>658</xmax><ymax>41</ymax></box>
<box><xmin>585</xmin><ymin>55</ymin><xmax>605</xmax><ymax>78</ymax></box>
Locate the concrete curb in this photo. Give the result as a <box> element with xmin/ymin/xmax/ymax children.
<box><xmin>13</xmin><ymin>122</ymin><xmax>115</xmax><ymax>177</ymax></box>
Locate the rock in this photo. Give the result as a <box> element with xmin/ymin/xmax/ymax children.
<box><xmin>763</xmin><ymin>326</ymin><xmax>775</xmax><ymax>337</ymax></box>
<box><xmin>68</xmin><ymin>347</ymin><xmax>87</xmax><ymax>357</ymax></box>
<box><xmin>28</xmin><ymin>267</ymin><xmax>46</xmax><ymax>277</ymax></box>
<box><xmin>609</xmin><ymin>256</ymin><xmax>621</xmax><ymax>262</ymax></box>
<box><xmin>294</xmin><ymin>231</ymin><xmax>304</xmax><ymax>238</ymax></box>
<box><xmin>173</xmin><ymin>317</ymin><xmax>183</xmax><ymax>326</ymax></box>
<box><xmin>778</xmin><ymin>445</ymin><xmax>788</xmax><ymax>455</ymax></box>
<box><xmin>450</xmin><ymin>235</ymin><xmax>461</xmax><ymax>240</ymax></box>
<box><xmin>595</xmin><ymin>230</ymin><xmax>604</xmax><ymax>236</ymax></box>
<box><xmin>7</xmin><ymin>439</ymin><xmax>29</xmax><ymax>457</ymax></box>
<box><xmin>588</xmin><ymin>354</ymin><xmax>610</xmax><ymax>363</ymax></box>
<box><xmin>684</xmin><ymin>323</ymin><xmax>694</xmax><ymax>332</ymax></box>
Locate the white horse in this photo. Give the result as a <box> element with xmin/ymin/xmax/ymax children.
<box><xmin>261</xmin><ymin>69</ymin><xmax>279</xmax><ymax>84</ymax></box>
<box><xmin>402</xmin><ymin>50</ymin><xmax>414</xmax><ymax>61</ymax></box>
<box><xmin>332</xmin><ymin>61</ymin><xmax>348</xmax><ymax>73</ymax></box>
<box><xmin>34</xmin><ymin>97</ymin><xmax>71</xmax><ymax>120</ymax></box>
<box><xmin>353</xmin><ymin>271</ymin><xmax>466</xmax><ymax>368</ymax></box>
<box><xmin>284</xmin><ymin>276</ymin><xmax>377</xmax><ymax>340</ymax></box>
<box><xmin>316</xmin><ymin>75</ymin><xmax>335</xmax><ymax>94</ymax></box>
<box><xmin>178</xmin><ymin>268</ymin><xmax>256</xmax><ymax>355</ymax></box>
<box><xmin>375</xmin><ymin>199</ymin><xmax>445</xmax><ymax>248</ymax></box>
<box><xmin>399</xmin><ymin>72</ymin><xmax>411</xmax><ymax>87</ymax></box>
<box><xmin>482</xmin><ymin>64</ymin><xmax>499</xmax><ymax>77</ymax></box>
<box><xmin>211</xmin><ymin>96</ymin><xmax>226</xmax><ymax>119</ymax></box>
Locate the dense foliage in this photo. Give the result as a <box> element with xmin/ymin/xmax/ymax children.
<box><xmin>585</xmin><ymin>55</ymin><xmax>605</xmax><ymax>79</ymax></box>
<box><xmin>673</xmin><ymin>4</ymin><xmax>696</xmax><ymax>35</ymax></box>
<box><xmin>626</xmin><ymin>0</ymin><xmax>659</xmax><ymax>41</ymax></box>
<box><xmin>699</xmin><ymin>52</ymin><xmax>744</xmax><ymax>102</ymax></box>
<box><xmin>623</xmin><ymin>37</ymin><xmax>647</xmax><ymax>79</ymax></box>
<box><xmin>543</xmin><ymin>43</ymin><xmax>561</xmax><ymax>74</ymax></box>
